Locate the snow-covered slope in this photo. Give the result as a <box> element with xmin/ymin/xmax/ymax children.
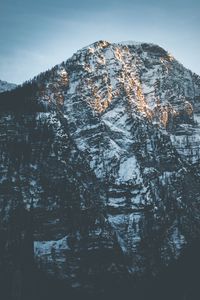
<box><xmin>0</xmin><ymin>79</ymin><xmax>16</xmax><ymax>93</ymax></box>
<box><xmin>0</xmin><ymin>40</ymin><xmax>200</xmax><ymax>294</ymax></box>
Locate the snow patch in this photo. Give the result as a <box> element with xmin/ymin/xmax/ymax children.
<box><xmin>118</xmin><ymin>157</ymin><xmax>140</xmax><ymax>182</ymax></box>
<box><xmin>34</xmin><ymin>236</ymin><xmax>69</xmax><ymax>257</ymax></box>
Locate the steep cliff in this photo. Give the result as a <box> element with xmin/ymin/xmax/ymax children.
<box><xmin>0</xmin><ymin>41</ymin><xmax>200</xmax><ymax>297</ymax></box>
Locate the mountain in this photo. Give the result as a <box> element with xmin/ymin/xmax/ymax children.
<box><xmin>0</xmin><ymin>79</ymin><xmax>16</xmax><ymax>93</ymax></box>
<box><xmin>0</xmin><ymin>40</ymin><xmax>200</xmax><ymax>299</ymax></box>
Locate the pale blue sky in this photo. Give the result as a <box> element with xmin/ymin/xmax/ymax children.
<box><xmin>0</xmin><ymin>0</ymin><xmax>199</xmax><ymax>84</ymax></box>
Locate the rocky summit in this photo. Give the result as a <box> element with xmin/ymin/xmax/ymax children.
<box><xmin>0</xmin><ymin>40</ymin><xmax>200</xmax><ymax>298</ymax></box>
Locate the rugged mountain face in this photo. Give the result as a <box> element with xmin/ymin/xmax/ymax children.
<box><xmin>0</xmin><ymin>40</ymin><xmax>200</xmax><ymax>297</ymax></box>
<box><xmin>0</xmin><ymin>79</ymin><xmax>16</xmax><ymax>93</ymax></box>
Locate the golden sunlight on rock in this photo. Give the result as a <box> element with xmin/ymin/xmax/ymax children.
<box><xmin>114</xmin><ymin>48</ymin><xmax>123</xmax><ymax>61</ymax></box>
<box><xmin>167</xmin><ymin>53</ymin><xmax>174</xmax><ymax>62</ymax></box>
<box><xmin>160</xmin><ymin>106</ymin><xmax>169</xmax><ymax>127</ymax></box>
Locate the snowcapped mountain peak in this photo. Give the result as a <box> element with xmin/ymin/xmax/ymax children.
<box><xmin>1</xmin><ymin>40</ymin><xmax>200</xmax><ymax>291</ymax></box>
<box><xmin>18</xmin><ymin>40</ymin><xmax>199</xmax><ymax>180</ymax></box>
<box><xmin>40</xmin><ymin>40</ymin><xmax>199</xmax><ymax>127</ymax></box>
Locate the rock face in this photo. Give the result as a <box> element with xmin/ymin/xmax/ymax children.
<box><xmin>0</xmin><ymin>40</ymin><xmax>200</xmax><ymax>295</ymax></box>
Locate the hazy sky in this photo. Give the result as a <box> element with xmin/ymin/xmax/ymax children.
<box><xmin>0</xmin><ymin>0</ymin><xmax>199</xmax><ymax>84</ymax></box>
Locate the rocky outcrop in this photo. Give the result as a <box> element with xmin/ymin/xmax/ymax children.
<box><xmin>0</xmin><ymin>41</ymin><xmax>200</xmax><ymax>295</ymax></box>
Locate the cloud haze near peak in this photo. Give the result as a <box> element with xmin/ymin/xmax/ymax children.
<box><xmin>0</xmin><ymin>0</ymin><xmax>199</xmax><ymax>84</ymax></box>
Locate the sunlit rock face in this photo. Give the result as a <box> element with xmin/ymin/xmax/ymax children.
<box><xmin>0</xmin><ymin>40</ymin><xmax>200</xmax><ymax>292</ymax></box>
